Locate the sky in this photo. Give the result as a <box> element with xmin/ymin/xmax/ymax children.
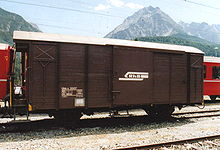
<box><xmin>0</xmin><ymin>0</ymin><xmax>220</xmax><ymax>37</ymax></box>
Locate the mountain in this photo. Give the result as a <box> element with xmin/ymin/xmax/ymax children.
<box><xmin>170</xmin><ymin>33</ymin><xmax>215</xmax><ymax>45</ymax></box>
<box><xmin>0</xmin><ymin>7</ymin><xmax>40</xmax><ymax>45</ymax></box>
<box><xmin>105</xmin><ymin>6</ymin><xmax>183</xmax><ymax>40</ymax></box>
<box><xmin>179</xmin><ymin>22</ymin><xmax>220</xmax><ymax>44</ymax></box>
<box><xmin>135</xmin><ymin>34</ymin><xmax>220</xmax><ymax>56</ymax></box>
<box><xmin>105</xmin><ymin>6</ymin><xmax>220</xmax><ymax>44</ymax></box>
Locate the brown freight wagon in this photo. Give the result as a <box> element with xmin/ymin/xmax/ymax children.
<box><xmin>10</xmin><ymin>31</ymin><xmax>203</xmax><ymax>121</ymax></box>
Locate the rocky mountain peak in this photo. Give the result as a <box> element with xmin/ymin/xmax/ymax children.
<box><xmin>139</xmin><ymin>6</ymin><xmax>160</xmax><ymax>14</ymax></box>
<box><xmin>105</xmin><ymin>6</ymin><xmax>183</xmax><ymax>40</ymax></box>
<box><xmin>180</xmin><ymin>22</ymin><xmax>220</xmax><ymax>43</ymax></box>
<box><xmin>105</xmin><ymin>6</ymin><xmax>220</xmax><ymax>43</ymax></box>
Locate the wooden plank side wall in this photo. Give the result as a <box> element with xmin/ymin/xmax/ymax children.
<box><xmin>113</xmin><ymin>47</ymin><xmax>153</xmax><ymax>105</ymax></box>
<box><xmin>26</xmin><ymin>40</ymin><xmax>203</xmax><ymax>111</ymax></box>
<box><xmin>87</xmin><ymin>45</ymin><xmax>112</xmax><ymax>107</ymax></box>
<box><xmin>190</xmin><ymin>54</ymin><xmax>203</xmax><ymax>103</ymax></box>
<box><xmin>153</xmin><ymin>53</ymin><xmax>187</xmax><ymax>104</ymax></box>
<box><xmin>170</xmin><ymin>54</ymin><xmax>187</xmax><ymax>103</ymax></box>
<box><xmin>58</xmin><ymin>44</ymin><xmax>112</xmax><ymax>108</ymax></box>
<box><xmin>153</xmin><ymin>53</ymin><xmax>170</xmax><ymax>104</ymax></box>
<box><xmin>59</xmin><ymin>43</ymin><xmax>85</xmax><ymax>109</ymax></box>
<box><xmin>30</xmin><ymin>42</ymin><xmax>57</xmax><ymax>110</ymax></box>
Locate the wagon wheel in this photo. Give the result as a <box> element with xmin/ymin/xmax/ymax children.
<box><xmin>0</xmin><ymin>108</ymin><xmax>4</xmax><ymax>118</ymax></box>
<box><xmin>0</xmin><ymin>94</ymin><xmax>12</xmax><ymax>118</ymax></box>
<box><xmin>144</xmin><ymin>105</ymin><xmax>175</xmax><ymax>119</ymax></box>
<box><xmin>210</xmin><ymin>95</ymin><xmax>217</xmax><ymax>101</ymax></box>
<box><xmin>54</xmin><ymin>110</ymin><xmax>82</xmax><ymax>127</ymax></box>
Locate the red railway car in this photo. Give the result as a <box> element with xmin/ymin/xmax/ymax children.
<box><xmin>0</xmin><ymin>43</ymin><xmax>12</xmax><ymax>100</ymax></box>
<box><xmin>204</xmin><ymin>56</ymin><xmax>220</xmax><ymax>100</ymax></box>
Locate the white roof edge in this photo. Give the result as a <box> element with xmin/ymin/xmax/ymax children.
<box><xmin>13</xmin><ymin>31</ymin><xmax>204</xmax><ymax>54</ymax></box>
<box><xmin>0</xmin><ymin>43</ymin><xmax>9</xmax><ymax>51</ymax></box>
<box><xmin>204</xmin><ymin>56</ymin><xmax>220</xmax><ymax>63</ymax></box>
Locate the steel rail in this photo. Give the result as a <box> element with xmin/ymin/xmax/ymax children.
<box><xmin>177</xmin><ymin>113</ymin><xmax>220</xmax><ymax>119</ymax></box>
<box><xmin>115</xmin><ymin>134</ymin><xmax>220</xmax><ymax>150</ymax></box>
<box><xmin>173</xmin><ymin>109</ymin><xmax>220</xmax><ymax>115</ymax></box>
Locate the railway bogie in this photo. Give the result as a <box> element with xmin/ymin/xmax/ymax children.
<box><xmin>144</xmin><ymin>105</ymin><xmax>175</xmax><ymax>118</ymax></box>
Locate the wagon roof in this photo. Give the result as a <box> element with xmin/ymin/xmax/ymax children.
<box><xmin>204</xmin><ymin>56</ymin><xmax>220</xmax><ymax>63</ymax></box>
<box><xmin>13</xmin><ymin>31</ymin><xmax>203</xmax><ymax>54</ymax></box>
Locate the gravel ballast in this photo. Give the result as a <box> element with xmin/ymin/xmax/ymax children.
<box><xmin>0</xmin><ymin>103</ymin><xmax>220</xmax><ymax>150</ymax></box>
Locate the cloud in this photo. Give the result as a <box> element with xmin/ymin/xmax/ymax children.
<box><xmin>107</xmin><ymin>0</ymin><xmax>124</xmax><ymax>7</ymax></box>
<box><xmin>107</xmin><ymin>0</ymin><xmax>144</xmax><ymax>9</ymax></box>
<box><xmin>94</xmin><ymin>0</ymin><xmax>144</xmax><ymax>11</ymax></box>
<box><xmin>94</xmin><ymin>4</ymin><xmax>111</xmax><ymax>11</ymax></box>
<box><xmin>125</xmin><ymin>2</ymin><xmax>144</xmax><ymax>9</ymax></box>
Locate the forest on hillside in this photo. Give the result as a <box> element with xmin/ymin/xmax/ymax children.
<box><xmin>135</xmin><ymin>34</ymin><xmax>220</xmax><ymax>56</ymax></box>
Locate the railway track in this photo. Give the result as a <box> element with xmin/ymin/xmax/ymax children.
<box><xmin>173</xmin><ymin>109</ymin><xmax>220</xmax><ymax>120</ymax></box>
<box><xmin>204</xmin><ymin>100</ymin><xmax>220</xmax><ymax>104</ymax></box>
<box><xmin>115</xmin><ymin>134</ymin><xmax>220</xmax><ymax>150</ymax></box>
<box><xmin>173</xmin><ymin>109</ymin><xmax>220</xmax><ymax>115</ymax></box>
<box><xmin>1</xmin><ymin>108</ymin><xmax>220</xmax><ymax>134</ymax></box>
